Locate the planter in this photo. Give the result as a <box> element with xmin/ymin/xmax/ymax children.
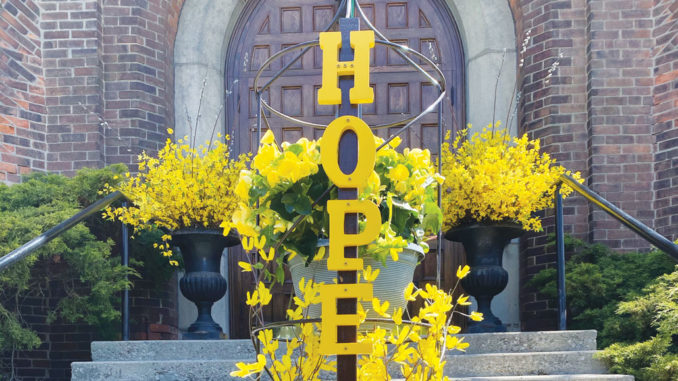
<box><xmin>172</xmin><ymin>229</ymin><xmax>240</xmax><ymax>340</ymax></box>
<box><xmin>445</xmin><ymin>223</ymin><xmax>523</xmax><ymax>333</ymax></box>
<box><xmin>288</xmin><ymin>243</ymin><xmax>423</xmax><ymax>329</ymax></box>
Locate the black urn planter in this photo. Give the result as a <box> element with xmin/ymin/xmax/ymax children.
<box><xmin>445</xmin><ymin>223</ymin><xmax>523</xmax><ymax>333</ymax></box>
<box><xmin>172</xmin><ymin>229</ymin><xmax>240</xmax><ymax>340</ymax></box>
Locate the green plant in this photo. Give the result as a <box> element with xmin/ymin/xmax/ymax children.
<box><xmin>0</xmin><ymin>166</ymin><xmax>170</xmax><ymax>366</ymax></box>
<box><xmin>528</xmin><ymin>236</ymin><xmax>675</xmax><ymax>348</ymax></box>
<box><xmin>233</xmin><ymin>131</ymin><xmax>442</xmax><ymax>272</ymax></box>
<box><xmin>596</xmin><ymin>267</ymin><xmax>678</xmax><ymax>381</ymax></box>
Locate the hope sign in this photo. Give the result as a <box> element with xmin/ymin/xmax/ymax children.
<box><xmin>316</xmin><ymin>29</ymin><xmax>379</xmax><ymax>356</ymax></box>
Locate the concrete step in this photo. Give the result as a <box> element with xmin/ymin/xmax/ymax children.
<box><xmin>71</xmin><ymin>360</ymin><xmax>242</xmax><ymax>381</ymax></box>
<box><xmin>456</xmin><ymin>330</ymin><xmax>597</xmax><ymax>354</ymax></box>
<box><xmin>444</xmin><ymin>351</ymin><xmax>607</xmax><ymax>378</ymax></box>
<box><xmin>90</xmin><ymin>330</ymin><xmax>597</xmax><ymax>362</ymax></box>
<box><xmin>447</xmin><ymin>376</ymin><xmax>633</xmax><ymax>381</ymax></box>
<box><xmin>91</xmin><ymin>339</ymin><xmax>255</xmax><ymax>361</ymax></box>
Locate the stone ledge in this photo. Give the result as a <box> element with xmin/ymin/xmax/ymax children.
<box><xmin>444</xmin><ymin>351</ymin><xmax>607</xmax><ymax>378</ymax></box>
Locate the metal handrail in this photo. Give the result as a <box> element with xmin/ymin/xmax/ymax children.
<box><xmin>554</xmin><ymin>174</ymin><xmax>678</xmax><ymax>330</ymax></box>
<box><xmin>0</xmin><ymin>190</ymin><xmax>131</xmax><ymax>340</ymax></box>
<box><xmin>0</xmin><ymin>191</ymin><xmax>126</xmax><ymax>271</ymax></box>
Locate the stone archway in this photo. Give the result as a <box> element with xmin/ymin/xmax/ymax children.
<box><xmin>174</xmin><ymin>0</ymin><xmax>519</xmax><ymax>335</ymax></box>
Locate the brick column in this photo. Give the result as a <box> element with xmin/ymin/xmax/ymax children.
<box><xmin>0</xmin><ymin>0</ymin><xmax>46</xmax><ymax>183</ymax></box>
<box><xmin>41</xmin><ymin>0</ymin><xmax>105</xmax><ymax>175</ymax></box>
<box><xmin>585</xmin><ymin>0</ymin><xmax>656</xmax><ymax>249</ymax></box>
<box><xmin>652</xmin><ymin>0</ymin><xmax>678</xmax><ymax>239</ymax></box>
<box><xmin>517</xmin><ymin>0</ymin><xmax>590</xmax><ymax>331</ymax></box>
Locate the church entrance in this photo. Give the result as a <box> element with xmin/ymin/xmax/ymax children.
<box><xmin>224</xmin><ymin>0</ymin><xmax>466</xmax><ymax>338</ymax></box>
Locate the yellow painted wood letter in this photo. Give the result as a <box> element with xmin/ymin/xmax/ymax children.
<box><xmin>318</xmin><ymin>30</ymin><xmax>375</xmax><ymax>105</ymax></box>
<box><xmin>327</xmin><ymin>199</ymin><xmax>381</xmax><ymax>271</ymax></box>
<box><xmin>319</xmin><ymin>283</ymin><xmax>373</xmax><ymax>355</ymax></box>
<box><xmin>320</xmin><ymin>115</ymin><xmax>375</xmax><ymax>190</ymax></box>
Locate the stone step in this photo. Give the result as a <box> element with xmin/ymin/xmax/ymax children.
<box><xmin>75</xmin><ymin>351</ymin><xmax>608</xmax><ymax>380</ymax></box>
<box><xmin>446</xmin><ymin>376</ymin><xmax>633</xmax><ymax>381</ymax></box>
<box><xmin>71</xmin><ymin>360</ymin><xmax>242</xmax><ymax>381</ymax></box>
<box><xmin>90</xmin><ymin>330</ymin><xmax>597</xmax><ymax>362</ymax></box>
<box><xmin>444</xmin><ymin>351</ymin><xmax>607</xmax><ymax>378</ymax></box>
<box><xmin>456</xmin><ymin>330</ymin><xmax>597</xmax><ymax>354</ymax></box>
<box><xmin>91</xmin><ymin>340</ymin><xmax>255</xmax><ymax>361</ymax></box>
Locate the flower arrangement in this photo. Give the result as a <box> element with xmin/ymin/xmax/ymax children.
<box><xmin>232</xmin><ymin>235</ymin><xmax>482</xmax><ymax>380</ymax></box>
<box><xmin>441</xmin><ymin>123</ymin><xmax>581</xmax><ymax>232</ymax></box>
<box><xmin>233</xmin><ymin>130</ymin><xmax>442</xmax><ymax>271</ymax></box>
<box><xmin>104</xmin><ymin>130</ymin><xmax>249</xmax><ymax>264</ymax></box>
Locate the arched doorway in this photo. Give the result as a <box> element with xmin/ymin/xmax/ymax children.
<box><xmin>224</xmin><ymin>0</ymin><xmax>466</xmax><ymax>338</ymax></box>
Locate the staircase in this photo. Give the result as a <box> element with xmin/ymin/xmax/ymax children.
<box><xmin>71</xmin><ymin>330</ymin><xmax>633</xmax><ymax>380</ymax></box>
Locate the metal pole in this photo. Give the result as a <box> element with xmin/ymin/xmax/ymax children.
<box><xmin>336</xmin><ymin>15</ymin><xmax>360</xmax><ymax>381</ymax></box>
<box><xmin>555</xmin><ymin>186</ymin><xmax>567</xmax><ymax>330</ymax></box>
<box><xmin>436</xmin><ymin>98</ymin><xmax>443</xmax><ymax>288</ymax></box>
<box><xmin>121</xmin><ymin>202</ymin><xmax>130</xmax><ymax>341</ymax></box>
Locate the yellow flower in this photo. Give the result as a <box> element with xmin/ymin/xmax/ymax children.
<box><xmin>238</xmin><ymin>261</ymin><xmax>252</xmax><ymax>272</ymax></box>
<box><xmin>404</xmin><ymin>282</ymin><xmax>418</xmax><ymax>302</ymax></box>
<box><xmin>457</xmin><ymin>295</ymin><xmax>471</xmax><ymax>306</ymax></box>
<box><xmin>457</xmin><ymin>265</ymin><xmax>470</xmax><ymax>279</ymax></box>
<box><xmin>361</xmin><ymin>265</ymin><xmax>380</xmax><ymax>282</ymax></box>
<box><xmin>470</xmin><ymin>311</ymin><xmax>484</xmax><ymax>322</ymax></box>
<box><xmin>388</xmin><ymin>164</ymin><xmax>410</xmax><ymax>182</ymax></box>
<box><xmin>372</xmin><ymin>298</ymin><xmax>391</xmax><ymax>318</ymax></box>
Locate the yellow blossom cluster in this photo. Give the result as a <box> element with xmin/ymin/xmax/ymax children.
<box><xmin>103</xmin><ymin>130</ymin><xmax>248</xmax><ymax>263</ymax></box>
<box><xmin>441</xmin><ymin>124</ymin><xmax>582</xmax><ymax>232</ymax></box>
<box><xmin>233</xmin><ymin>130</ymin><xmax>443</xmax><ymax>265</ymax></box>
<box><xmin>233</xmin><ymin>247</ymin><xmax>482</xmax><ymax>381</ymax></box>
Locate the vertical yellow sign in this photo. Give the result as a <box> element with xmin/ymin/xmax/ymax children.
<box><xmin>317</xmin><ymin>30</ymin><xmax>379</xmax><ymax>356</ymax></box>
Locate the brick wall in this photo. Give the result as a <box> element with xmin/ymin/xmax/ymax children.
<box><xmin>515</xmin><ymin>0</ymin><xmax>592</xmax><ymax>331</ymax></box>
<box><xmin>1</xmin><ymin>2</ymin><xmax>185</xmax><ymax>378</ymax></box>
<box><xmin>585</xmin><ymin>0</ymin><xmax>656</xmax><ymax>249</ymax></box>
<box><xmin>0</xmin><ymin>0</ymin><xmax>45</xmax><ymax>183</ymax></box>
<box><xmin>653</xmin><ymin>0</ymin><xmax>678</xmax><ymax>238</ymax></box>
<box><xmin>514</xmin><ymin>0</ymin><xmax>678</xmax><ymax>331</ymax></box>
<box><xmin>41</xmin><ymin>0</ymin><xmax>105</xmax><ymax>175</ymax></box>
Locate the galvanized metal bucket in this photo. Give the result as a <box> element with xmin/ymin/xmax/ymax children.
<box><xmin>287</xmin><ymin>243</ymin><xmax>424</xmax><ymax>327</ymax></box>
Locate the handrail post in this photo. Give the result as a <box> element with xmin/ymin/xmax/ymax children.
<box><xmin>555</xmin><ymin>185</ymin><xmax>567</xmax><ymax>330</ymax></box>
<box><xmin>121</xmin><ymin>202</ymin><xmax>130</xmax><ymax>341</ymax></box>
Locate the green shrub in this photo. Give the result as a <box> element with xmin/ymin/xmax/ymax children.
<box><xmin>528</xmin><ymin>236</ymin><xmax>675</xmax><ymax>348</ymax></box>
<box><xmin>0</xmin><ymin>165</ymin><xmax>174</xmax><ymax>357</ymax></box>
<box><xmin>596</xmin><ymin>268</ymin><xmax>678</xmax><ymax>381</ymax></box>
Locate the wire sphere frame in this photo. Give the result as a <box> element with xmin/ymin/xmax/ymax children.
<box><xmin>252</xmin><ymin>40</ymin><xmax>447</xmax><ymax>132</ymax></box>
<box><xmin>251</xmin><ymin>317</ymin><xmax>433</xmax><ymax>342</ymax></box>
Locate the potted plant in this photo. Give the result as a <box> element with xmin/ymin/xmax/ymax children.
<box><xmin>233</xmin><ymin>130</ymin><xmax>442</xmax><ymax>319</ymax></box>
<box><xmin>440</xmin><ymin>124</ymin><xmax>581</xmax><ymax>332</ymax></box>
<box><xmin>104</xmin><ymin>130</ymin><xmax>249</xmax><ymax>339</ymax></box>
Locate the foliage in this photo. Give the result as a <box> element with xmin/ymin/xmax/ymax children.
<box><xmin>104</xmin><ymin>131</ymin><xmax>249</xmax><ymax>265</ymax></box>
<box><xmin>596</xmin><ymin>268</ymin><xmax>678</xmax><ymax>381</ymax></box>
<box><xmin>0</xmin><ymin>167</ymin><xmax>137</xmax><ymax>355</ymax></box>
<box><xmin>528</xmin><ymin>236</ymin><xmax>675</xmax><ymax>349</ymax></box>
<box><xmin>233</xmin><ymin>130</ymin><xmax>443</xmax><ymax>270</ymax></box>
<box><xmin>232</xmin><ymin>235</ymin><xmax>481</xmax><ymax>380</ymax></box>
<box><xmin>440</xmin><ymin>125</ymin><xmax>581</xmax><ymax>231</ymax></box>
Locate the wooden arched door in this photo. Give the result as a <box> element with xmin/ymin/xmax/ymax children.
<box><xmin>225</xmin><ymin>0</ymin><xmax>466</xmax><ymax>338</ymax></box>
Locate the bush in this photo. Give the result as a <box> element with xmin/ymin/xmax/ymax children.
<box><xmin>528</xmin><ymin>236</ymin><xmax>675</xmax><ymax>348</ymax></box>
<box><xmin>596</xmin><ymin>268</ymin><xmax>678</xmax><ymax>381</ymax></box>
<box><xmin>0</xmin><ymin>165</ymin><xmax>174</xmax><ymax>357</ymax></box>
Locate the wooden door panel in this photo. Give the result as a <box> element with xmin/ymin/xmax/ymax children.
<box><xmin>226</xmin><ymin>0</ymin><xmax>466</xmax><ymax>338</ymax></box>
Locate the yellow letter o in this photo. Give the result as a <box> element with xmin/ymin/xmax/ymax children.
<box><xmin>320</xmin><ymin>116</ymin><xmax>375</xmax><ymax>189</ymax></box>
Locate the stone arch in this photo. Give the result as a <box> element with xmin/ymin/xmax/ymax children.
<box><xmin>174</xmin><ymin>0</ymin><xmax>517</xmax><ymax>142</ymax></box>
